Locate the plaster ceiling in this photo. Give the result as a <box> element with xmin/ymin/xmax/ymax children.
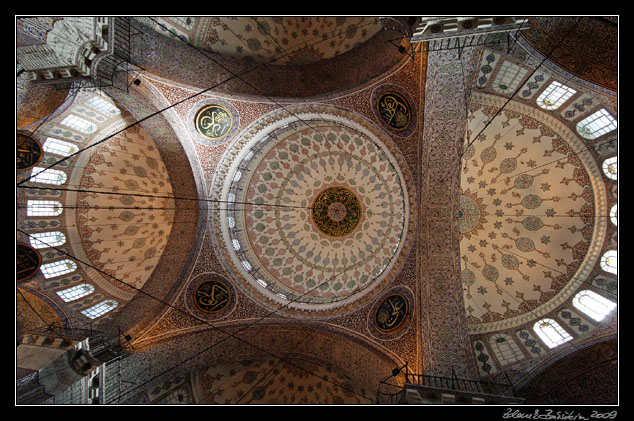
<box><xmin>72</xmin><ymin>123</ymin><xmax>175</xmax><ymax>294</ymax></box>
<box><xmin>140</xmin><ymin>17</ymin><xmax>384</xmax><ymax>65</ymax></box>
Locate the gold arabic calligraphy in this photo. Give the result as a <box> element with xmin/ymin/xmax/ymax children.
<box><xmin>16</xmin><ymin>133</ymin><xmax>42</xmax><ymax>171</ymax></box>
<box><xmin>377</xmin><ymin>92</ymin><xmax>411</xmax><ymax>130</ymax></box>
<box><xmin>311</xmin><ymin>186</ymin><xmax>362</xmax><ymax>237</ymax></box>
<box><xmin>195</xmin><ymin>105</ymin><xmax>232</xmax><ymax>140</ymax></box>
<box><xmin>375</xmin><ymin>294</ymin><xmax>408</xmax><ymax>333</ymax></box>
<box><xmin>17</xmin><ymin>244</ymin><xmax>41</xmax><ymax>282</ymax></box>
<box><xmin>193</xmin><ymin>279</ymin><xmax>230</xmax><ymax>313</ymax></box>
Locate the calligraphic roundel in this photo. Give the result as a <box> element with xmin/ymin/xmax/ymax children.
<box><xmin>371</xmin><ymin>85</ymin><xmax>417</xmax><ymax>138</ymax></box>
<box><xmin>186</xmin><ymin>273</ymin><xmax>236</xmax><ymax>319</ymax></box>
<box><xmin>374</xmin><ymin>293</ymin><xmax>409</xmax><ymax>334</ymax></box>
<box><xmin>376</xmin><ymin>91</ymin><xmax>412</xmax><ymax>131</ymax></box>
<box><xmin>17</xmin><ymin>243</ymin><xmax>42</xmax><ymax>282</ymax></box>
<box><xmin>17</xmin><ymin>132</ymin><xmax>43</xmax><ymax>171</ymax></box>
<box><xmin>195</xmin><ymin>105</ymin><xmax>233</xmax><ymax>140</ymax></box>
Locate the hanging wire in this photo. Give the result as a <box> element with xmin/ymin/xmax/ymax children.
<box><xmin>461</xmin><ymin>18</ymin><xmax>583</xmax><ymax>157</ymax></box>
<box><xmin>15</xmin><ymin>18</ymin><xmax>409</xmax><ymax>403</ymax></box>
<box><xmin>17</xmin><ymin>227</ymin><xmax>378</xmax><ymax>404</ymax></box>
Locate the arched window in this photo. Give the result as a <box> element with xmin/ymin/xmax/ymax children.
<box><xmin>572</xmin><ymin>290</ymin><xmax>616</xmax><ymax>322</ymax></box>
<box><xmin>60</xmin><ymin>114</ymin><xmax>97</xmax><ymax>134</ymax></box>
<box><xmin>602</xmin><ymin>157</ymin><xmax>617</xmax><ymax>180</ymax></box>
<box><xmin>600</xmin><ymin>250</ymin><xmax>617</xmax><ymax>274</ymax></box>
<box><xmin>533</xmin><ymin>318</ymin><xmax>573</xmax><ymax>349</ymax></box>
<box><xmin>85</xmin><ymin>96</ymin><xmax>121</xmax><ymax>116</ymax></box>
<box><xmin>487</xmin><ymin>333</ymin><xmax>524</xmax><ymax>365</ymax></box>
<box><xmin>30</xmin><ymin>167</ymin><xmax>67</xmax><ymax>185</ymax></box>
<box><xmin>43</xmin><ymin>137</ymin><xmax>79</xmax><ymax>157</ymax></box>
<box><xmin>536</xmin><ymin>81</ymin><xmax>576</xmax><ymax>110</ymax></box>
<box><xmin>29</xmin><ymin>231</ymin><xmax>66</xmax><ymax>249</ymax></box>
<box><xmin>576</xmin><ymin>108</ymin><xmax>617</xmax><ymax>140</ymax></box>
<box><xmin>492</xmin><ymin>61</ymin><xmax>528</xmax><ymax>93</ymax></box>
<box><xmin>56</xmin><ymin>283</ymin><xmax>95</xmax><ymax>302</ymax></box>
<box><xmin>81</xmin><ymin>299</ymin><xmax>118</xmax><ymax>319</ymax></box>
<box><xmin>27</xmin><ymin>200</ymin><xmax>63</xmax><ymax>217</ymax></box>
<box><xmin>610</xmin><ymin>204</ymin><xmax>617</xmax><ymax>226</ymax></box>
<box><xmin>40</xmin><ymin>259</ymin><xmax>77</xmax><ymax>279</ymax></box>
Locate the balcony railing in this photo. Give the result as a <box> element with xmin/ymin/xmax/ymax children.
<box><xmin>376</xmin><ymin>364</ymin><xmax>518</xmax><ymax>404</ymax></box>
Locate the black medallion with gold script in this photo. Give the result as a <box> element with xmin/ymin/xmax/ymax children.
<box><xmin>17</xmin><ymin>132</ymin><xmax>43</xmax><ymax>171</ymax></box>
<box><xmin>17</xmin><ymin>243</ymin><xmax>42</xmax><ymax>282</ymax></box>
<box><xmin>195</xmin><ymin>105</ymin><xmax>233</xmax><ymax>140</ymax></box>
<box><xmin>311</xmin><ymin>186</ymin><xmax>362</xmax><ymax>237</ymax></box>
<box><xmin>375</xmin><ymin>293</ymin><xmax>409</xmax><ymax>333</ymax></box>
<box><xmin>192</xmin><ymin>278</ymin><xmax>231</xmax><ymax>314</ymax></box>
<box><xmin>376</xmin><ymin>92</ymin><xmax>411</xmax><ymax>131</ymax></box>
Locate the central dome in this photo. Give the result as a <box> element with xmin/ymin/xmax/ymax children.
<box><xmin>213</xmin><ymin>105</ymin><xmax>412</xmax><ymax>317</ymax></box>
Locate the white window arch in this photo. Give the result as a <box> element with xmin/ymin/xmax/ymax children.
<box><xmin>27</xmin><ymin>200</ymin><xmax>63</xmax><ymax>217</ymax></box>
<box><xmin>610</xmin><ymin>204</ymin><xmax>617</xmax><ymax>226</ymax></box>
<box><xmin>572</xmin><ymin>290</ymin><xmax>616</xmax><ymax>322</ymax></box>
<box><xmin>29</xmin><ymin>231</ymin><xmax>66</xmax><ymax>249</ymax></box>
<box><xmin>56</xmin><ymin>283</ymin><xmax>95</xmax><ymax>302</ymax></box>
<box><xmin>30</xmin><ymin>167</ymin><xmax>67</xmax><ymax>185</ymax></box>
<box><xmin>41</xmin><ymin>259</ymin><xmax>77</xmax><ymax>279</ymax></box>
<box><xmin>602</xmin><ymin>156</ymin><xmax>617</xmax><ymax>180</ymax></box>
<box><xmin>43</xmin><ymin>137</ymin><xmax>79</xmax><ymax>157</ymax></box>
<box><xmin>576</xmin><ymin>108</ymin><xmax>617</xmax><ymax>140</ymax></box>
<box><xmin>60</xmin><ymin>114</ymin><xmax>97</xmax><ymax>134</ymax></box>
<box><xmin>81</xmin><ymin>299</ymin><xmax>118</xmax><ymax>319</ymax></box>
<box><xmin>600</xmin><ymin>250</ymin><xmax>617</xmax><ymax>274</ymax></box>
<box><xmin>536</xmin><ymin>81</ymin><xmax>576</xmax><ymax>110</ymax></box>
<box><xmin>533</xmin><ymin>318</ymin><xmax>573</xmax><ymax>349</ymax></box>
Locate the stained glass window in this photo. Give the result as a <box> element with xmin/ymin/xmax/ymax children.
<box><xmin>56</xmin><ymin>283</ymin><xmax>95</xmax><ymax>302</ymax></box>
<box><xmin>602</xmin><ymin>157</ymin><xmax>617</xmax><ymax>180</ymax></box>
<box><xmin>600</xmin><ymin>250</ymin><xmax>617</xmax><ymax>274</ymax></box>
<box><xmin>533</xmin><ymin>318</ymin><xmax>573</xmax><ymax>349</ymax></box>
<box><xmin>60</xmin><ymin>114</ymin><xmax>97</xmax><ymax>134</ymax></box>
<box><xmin>41</xmin><ymin>259</ymin><xmax>77</xmax><ymax>279</ymax></box>
<box><xmin>30</xmin><ymin>167</ymin><xmax>67</xmax><ymax>185</ymax></box>
<box><xmin>576</xmin><ymin>108</ymin><xmax>617</xmax><ymax>140</ymax></box>
<box><xmin>29</xmin><ymin>231</ymin><xmax>66</xmax><ymax>249</ymax></box>
<box><xmin>572</xmin><ymin>290</ymin><xmax>616</xmax><ymax>322</ymax></box>
<box><xmin>43</xmin><ymin>137</ymin><xmax>79</xmax><ymax>156</ymax></box>
<box><xmin>27</xmin><ymin>200</ymin><xmax>63</xmax><ymax>217</ymax></box>
<box><xmin>536</xmin><ymin>81</ymin><xmax>576</xmax><ymax>110</ymax></box>
<box><xmin>81</xmin><ymin>299</ymin><xmax>118</xmax><ymax>319</ymax></box>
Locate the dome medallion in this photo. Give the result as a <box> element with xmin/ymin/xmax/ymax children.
<box><xmin>212</xmin><ymin>106</ymin><xmax>414</xmax><ymax>318</ymax></box>
<box><xmin>311</xmin><ymin>186</ymin><xmax>362</xmax><ymax>238</ymax></box>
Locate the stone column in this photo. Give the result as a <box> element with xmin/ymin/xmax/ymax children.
<box><xmin>418</xmin><ymin>46</ymin><xmax>482</xmax><ymax>380</ymax></box>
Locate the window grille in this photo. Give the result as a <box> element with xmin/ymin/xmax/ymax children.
<box><xmin>41</xmin><ymin>259</ymin><xmax>77</xmax><ymax>279</ymax></box>
<box><xmin>29</xmin><ymin>231</ymin><xmax>66</xmax><ymax>249</ymax></box>
<box><xmin>533</xmin><ymin>318</ymin><xmax>572</xmax><ymax>349</ymax></box>
<box><xmin>572</xmin><ymin>290</ymin><xmax>616</xmax><ymax>322</ymax></box>
<box><xmin>576</xmin><ymin>108</ymin><xmax>617</xmax><ymax>140</ymax></box>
